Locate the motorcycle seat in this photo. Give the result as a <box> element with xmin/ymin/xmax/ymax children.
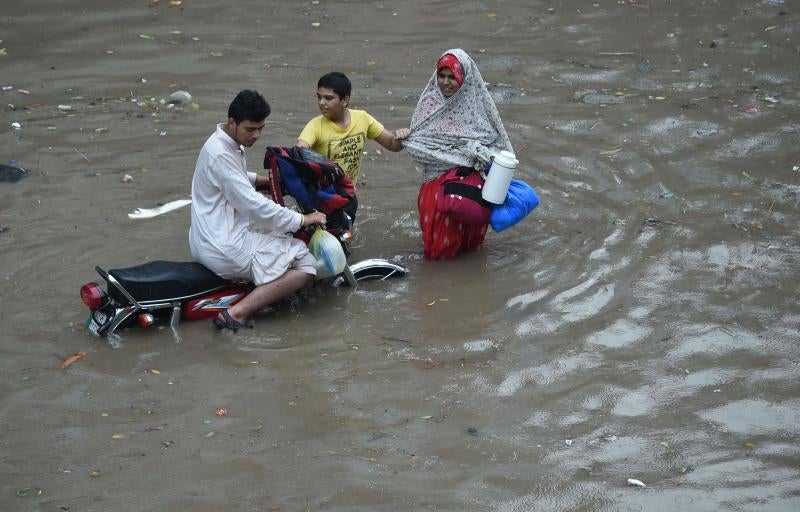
<box><xmin>108</xmin><ymin>261</ymin><xmax>229</xmax><ymax>303</ymax></box>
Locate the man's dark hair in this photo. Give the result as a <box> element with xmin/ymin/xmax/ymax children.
<box><xmin>318</xmin><ymin>72</ymin><xmax>351</xmax><ymax>100</ymax></box>
<box><xmin>228</xmin><ymin>90</ymin><xmax>270</xmax><ymax>123</ymax></box>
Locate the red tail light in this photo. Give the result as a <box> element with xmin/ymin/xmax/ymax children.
<box><xmin>80</xmin><ymin>283</ymin><xmax>108</xmax><ymax>309</ymax></box>
<box><xmin>138</xmin><ymin>313</ymin><xmax>154</xmax><ymax>327</ymax></box>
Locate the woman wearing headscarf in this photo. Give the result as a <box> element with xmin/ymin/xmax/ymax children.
<box><xmin>396</xmin><ymin>49</ymin><xmax>513</xmax><ymax>260</ymax></box>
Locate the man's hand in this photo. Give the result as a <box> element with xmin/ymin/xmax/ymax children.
<box><xmin>394</xmin><ymin>128</ymin><xmax>411</xmax><ymax>141</ymax></box>
<box><xmin>302</xmin><ymin>211</ymin><xmax>327</xmax><ymax>228</ymax></box>
<box><xmin>254</xmin><ymin>174</ymin><xmax>270</xmax><ymax>191</ymax></box>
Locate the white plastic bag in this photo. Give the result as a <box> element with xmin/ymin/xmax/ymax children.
<box><xmin>308</xmin><ymin>227</ymin><xmax>347</xmax><ymax>279</ymax></box>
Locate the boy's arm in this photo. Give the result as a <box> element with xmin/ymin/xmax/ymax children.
<box><xmin>374</xmin><ymin>128</ymin><xmax>410</xmax><ymax>152</ymax></box>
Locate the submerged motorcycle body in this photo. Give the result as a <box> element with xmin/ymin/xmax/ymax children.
<box><xmin>81</xmin><ymin>257</ymin><xmax>407</xmax><ymax>340</ymax></box>
<box><xmin>81</xmin><ymin>146</ymin><xmax>407</xmax><ymax>341</ymax></box>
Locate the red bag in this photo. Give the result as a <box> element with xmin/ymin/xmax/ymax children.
<box><xmin>436</xmin><ymin>167</ymin><xmax>491</xmax><ymax>225</ymax></box>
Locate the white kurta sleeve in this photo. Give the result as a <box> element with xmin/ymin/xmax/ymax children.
<box><xmin>214</xmin><ymin>153</ymin><xmax>303</xmax><ymax>233</ymax></box>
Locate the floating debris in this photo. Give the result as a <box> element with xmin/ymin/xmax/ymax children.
<box><xmin>128</xmin><ymin>198</ymin><xmax>192</xmax><ymax>219</ymax></box>
<box><xmin>167</xmin><ymin>90</ymin><xmax>192</xmax><ymax>105</ymax></box>
<box><xmin>58</xmin><ymin>351</ymin><xmax>87</xmax><ymax>369</ymax></box>
<box><xmin>0</xmin><ymin>163</ymin><xmax>28</xmax><ymax>182</ymax></box>
<box><xmin>16</xmin><ymin>487</ymin><xmax>43</xmax><ymax>497</ymax></box>
<box><xmin>627</xmin><ymin>478</ymin><xmax>646</xmax><ymax>488</ymax></box>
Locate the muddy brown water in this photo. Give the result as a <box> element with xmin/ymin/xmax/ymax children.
<box><xmin>2</xmin><ymin>1</ymin><xmax>799</xmax><ymax>511</ymax></box>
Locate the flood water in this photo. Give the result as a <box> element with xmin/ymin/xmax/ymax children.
<box><xmin>1</xmin><ymin>1</ymin><xmax>799</xmax><ymax>510</ymax></box>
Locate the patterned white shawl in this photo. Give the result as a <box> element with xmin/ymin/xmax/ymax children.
<box><xmin>404</xmin><ymin>48</ymin><xmax>513</xmax><ymax>182</ymax></box>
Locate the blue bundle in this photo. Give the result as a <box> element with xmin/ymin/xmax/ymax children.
<box><xmin>490</xmin><ymin>179</ymin><xmax>540</xmax><ymax>232</ymax></box>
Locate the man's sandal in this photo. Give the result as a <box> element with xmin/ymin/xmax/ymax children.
<box><xmin>213</xmin><ymin>310</ymin><xmax>251</xmax><ymax>332</ymax></box>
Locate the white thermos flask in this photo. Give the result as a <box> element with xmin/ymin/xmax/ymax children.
<box><xmin>482</xmin><ymin>150</ymin><xmax>518</xmax><ymax>204</ymax></box>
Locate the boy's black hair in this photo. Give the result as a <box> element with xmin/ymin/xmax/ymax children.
<box><xmin>228</xmin><ymin>90</ymin><xmax>270</xmax><ymax>123</ymax></box>
<box><xmin>318</xmin><ymin>72</ymin><xmax>351</xmax><ymax>100</ymax></box>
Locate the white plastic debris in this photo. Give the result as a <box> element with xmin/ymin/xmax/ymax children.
<box><xmin>57</xmin><ymin>105</ymin><xmax>73</xmax><ymax>112</ymax></box>
<box><xmin>167</xmin><ymin>90</ymin><xmax>192</xmax><ymax>105</ymax></box>
<box><xmin>11</xmin><ymin>121</ymin><xmax>21</xmax><ymax>129</ymax></box>
<box><xmin>627</xmin><ymin>478</ymin><xmax>646</xmax><ymax>488</ymax></box>
<box><xmin>129</xmin><ymin>198</ymin><xmax>192</xmax><ymax>219</ymax></box>
<box><xmin>564</xmin><ymin>439</ymin><xmax>573</xmax><ymax>446</ymax></box>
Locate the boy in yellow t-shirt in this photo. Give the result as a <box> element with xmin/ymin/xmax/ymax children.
<box><xmin>296</xmin><ymin>72</ymin><xmax>410</xmax><ymax>186</ymax></box>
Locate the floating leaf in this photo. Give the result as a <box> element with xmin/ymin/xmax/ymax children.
<box><xmin>58</xmin><ymin>352</ymin><xmax>87</xmax><ymax>369</ymax></box>
<box><xmin>205</xmin><ymin>431</ymin><xmax>216</xmax><ymax>438</ymax></box>
<box><xmin>111</xmin><ymin>433</ymin><xmax>126</xmax><ymax>440</ymax></box>
<box><xmin>139</xmin><ymin>34</ymin><xmax>155</xmax><ymax>40</ymax></box>
<box><xmin>16</xmin><ymin>487</ymin><xmax>42</xmax><ymax>497</ymax></box>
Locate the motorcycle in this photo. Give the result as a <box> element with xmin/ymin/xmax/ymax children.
<box><xmin>80</xmin><ymin>147</ymin><xmax>407</xmax><ymax>341</ymax></box>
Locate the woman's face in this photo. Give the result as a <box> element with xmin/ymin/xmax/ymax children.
<box><xmin>437</xmin><ymin>67</ymin><xmax>460</xmax><ymax>98</ymax></box>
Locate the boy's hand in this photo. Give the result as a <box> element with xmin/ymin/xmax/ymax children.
<box><xmin>394</xmin><ymin>128</ymin><xmax>411</xmax><ymax>140</ymax></box>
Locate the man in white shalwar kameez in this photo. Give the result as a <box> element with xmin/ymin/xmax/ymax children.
<box><xmin>189</xmin><ymin>90</ymin><xmax>326</xmax><ymax>331</ymax></box>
